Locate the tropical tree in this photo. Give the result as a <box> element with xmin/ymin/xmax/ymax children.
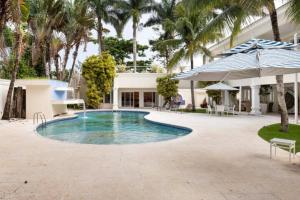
<box><xmin>116</xmin><ymin>0</ymin><xmax>156</xmax><ymax>72</ymax></box>
<box><xmin>88</xmin><ymin>0</ymin><xmax>119</xmax><ymax>54</ymax></box>
<box><xmin>156</xmin><ymin>74</ymin><xmax>179</xmax><ymax>108</ymax></box>
<box><xmin>144</xmin><ymin>0</ymin><xmax>177</xmax><ymax>67</ymax></box>
<box><xmin>2</xmin><ymin>0</ymin><xmax>29</xmax><ymax>120</ymax></box>
<box><xmin>50</xmin><ymin>34</ymin><xmax>64</xmax><ymax>80</ymax></box>
<box><xmin>68</xmin><ymin>0</ymin><xmax>94</xmax><ymax>83</ymax></box>
<box><xmin>160</xmin><ymin>3</ymin><xmax>222</xmax><ymax>111</ymax></box>
<box><xmin>28</xmin><ymin>0</ymin><xmax>65</xmax><ymax>78</ymax></box>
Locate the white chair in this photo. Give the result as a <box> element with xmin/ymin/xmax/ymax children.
<box><xmin>207</xmin><ymin>105</ymin><xmax>214</xmax><ymax>115</ymax></box>
<box><xmin>226</xmin><ymin>105</ymin><xmax>236</xmax><ymax>115</ymax></box>
<box><xmin>215</xmin><ymin>105</ymin><xmax>225</xmax><ymax>115</ymax></box>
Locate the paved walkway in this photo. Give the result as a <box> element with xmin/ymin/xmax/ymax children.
<box><xmin>0</xmin><ymin>111</ymin><xmax>299</xmax><ymax>200</ymax></box>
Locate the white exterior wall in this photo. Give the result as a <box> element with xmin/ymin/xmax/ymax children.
<box><xmin>0</xmin><ymin>79</ymin><xmax>9</xmax><ymax>118</ymax></box>
<box><xmin>113</xmin><ymin>73</ymin><xmax>208</xmax><ymax>109</ymax></box>
<box><xmin>26</xmin><ymin>85</ymin><xmax>53</xmax><ymax>119</ymax></box>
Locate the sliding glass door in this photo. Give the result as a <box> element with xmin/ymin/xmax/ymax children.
<box><xmin>121</xmin><ymin>92</ymin><xmax>139</xmax><ymax>108</ymax></box>
<box><xmin>143</xmin><ymin>92</ymin><xmax>157</xmax><ymax>107</ymax></box>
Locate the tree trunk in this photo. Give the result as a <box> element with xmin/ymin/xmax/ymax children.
<box><xmin>268</xmin><ymin>1</ymin><xmax>289</xmax><ymax>132</ymax></box>
<box><xmin>62</xmin><ymin>45</ymin><xmax>71</xmax><ymax>80</ymax></box>
<box><xmin>133</xmin><ymin>20</ymin><xmax>137</xmax><ymax>73</ymax></box>
<box><xmin>2</xmin><ymin>24</ymin><xmax>23</xmax><ymax>120</ymax></box>
<box><xmin>43</xmin><ymin>45</ymin><xmax>50</xmax><ymax>78</ymax></box>
<box><xmin>68</xmin><ymin>42</ymin><xmax>80</xmax><ymax>83</ymax></box>
<box><xmin>54</xmin><ymin>54</ymin><xmax>60</xmax><ymax>80</ymax></box>
<box><xmin>0</xmin><ymin>0</ymin><xmax>7</xmax><ymax>35</ymax></box>
<box><xmin>97</xmin><ymin>16</ymin><xmax>104</xmax><ymax>54</ymax></box>
<box><xmin>190</xmin><ymin>54</ymin><xmax>196</xmax><ymax>111</ymax></box>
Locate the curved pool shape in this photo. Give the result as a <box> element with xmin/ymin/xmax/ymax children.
<box><xmin>37</xmin><ymin>111</ymin><xmax>191</xmax><ymax>144</ymax></box>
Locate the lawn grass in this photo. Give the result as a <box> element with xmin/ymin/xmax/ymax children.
<box><xmin>258</xmin><ymin>124</ymin><xmax>300</xmax><ymax>153</ymax></box>
<box><xmin>178</xmin><ymin>108</ymin><xmax>207</xmax><ymax>113</ymax></box>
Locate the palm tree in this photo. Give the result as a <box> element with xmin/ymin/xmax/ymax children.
<box><xmin>50</xmin><ymin>34</ymin><xmax>64</xmax><ymax>80</ymax></box>
<box><xmin>287</xmin><ymin>0</ymin><xmax>300</xmax><ymax>23</ymax></box>
<box><xmin>2</xmin><ymin>0</ymin><xmax>29</xmax><ymax>120</ymax></box>
<box><xmin>88</xmin><ymin>0</ymin><xmax>117</xmax><ymax>54</ymax></box>
<box><xmin>144</xmin><ymin>0</ymin><xmax>177</xmax><ymax>67</ymax></box>
<box><xmin>160</xmin><ymin>3</ymin><xmax>221</xmax><ymax>111</ymax></box>
<box><xmin>116</xmin><ymin>0</ymin><xmax>156</xmax><ymax>72</ymax></box>
<box><xmin>29</xmin><ymin>0</ymin><xmax>65</xmax><ymax>78</ymax></box>
<box><xmin>68</xmin><ymin>0</ymin><xmax>94</xmax><ymax>83</ymax></box>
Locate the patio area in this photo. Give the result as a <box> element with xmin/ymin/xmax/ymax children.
<box><xmin>0</xmin><ymin>110</ymin><xmax>300</xmax><ymax>200</ymax></box>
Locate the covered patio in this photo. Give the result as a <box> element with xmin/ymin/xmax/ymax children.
<box><xmin>176</xmin><ymin>39</ymin><xmax>300</xmax><ymax>122</ymax></box>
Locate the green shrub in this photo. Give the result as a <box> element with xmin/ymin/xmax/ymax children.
<box><xmin>156</xmin><ymin>74</ymin><xmax>179</xmax><ymax>106</ymax></box>
<box><xmin>82</xmin><ymin>52</ymin><xmax>116</xmax><ymax>108</ymax></box>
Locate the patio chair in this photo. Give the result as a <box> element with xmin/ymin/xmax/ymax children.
<box><xmin>226</xmin><ymin>105</ymin><xmax>235</xmax><ymax>115</ymax></box>
<box><xmin>207</xmin><ymin>105</ymin><xmax>214</xmax><ymax>115</ymax></box>
<box><xmin>215</xmin><ymin>105</ymin><xmax>225</xmax><ymax>115</ymax></box>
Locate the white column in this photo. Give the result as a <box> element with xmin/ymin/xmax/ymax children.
<box><xmin>250</xmin><ymin>85</ymin><xmax>261</xmax><ymax>115</ymax></box>
<box><xmin>239</xmin><ymin>86</ymin><xmax>242</xmax><ymax>113</ymax></box>
<box><xmin>295</xmin><ymin>73</ymin><xmax>298</xmax><ymax>124</ymax></box>
<box><xmin>113</xmin><ymin>80</ymin><xmax>119</xmax><ymax>109</ymax></box>
<box><xmin>224</xmin><ymin>90</ymin><xmax>229</xmax><ymax>107</ymax></box>
<box><xmin>294</xmin><ymin>33</ymin><xmax>298</xmax><ymax>124</ymax></box>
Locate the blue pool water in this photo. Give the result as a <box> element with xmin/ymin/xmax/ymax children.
<box><xmin>37</xmin><ymin>111</ymin><xmax>191</xmax><ymax>144</ymax></box>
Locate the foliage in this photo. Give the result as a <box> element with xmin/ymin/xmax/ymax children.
<box><xmin>150</xmin><ymin>64</ymin><xmax>164</xmax><ymax>73</ymax></box>
<box><xmin>104</xmin><ymin>37</ymin><xmax>149</xmax><ymax>65</ymax></box>
<box><xmin>178</xmin><ymin>108</ymin><xmax>207</xmax><ymax>113</ymax></box>
<box><xmin>82</xmin><ymin>52</ymin><xmax>116</xmax><ymax>108</ymax></box>
<box><xmin>156</xmin><ymin>74</ymin><xmax>179</xmax><ymax>106</ymax></box>
<box><xmin>258</xmin><ymin>123</ymin><xmax>300</xmax><ymax>153</ymax></box>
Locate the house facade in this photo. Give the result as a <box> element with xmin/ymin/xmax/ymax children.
<box><xmin>110</xmin><ymin>73</ymin><xmax>207</xmax><ymax>109</ymax></box>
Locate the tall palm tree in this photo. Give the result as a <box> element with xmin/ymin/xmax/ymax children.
<box><xmin>29</xmin><ymin>0</ymin><xmax>65</xmax><ymax>78</ymax></box>
<box><xmin>88</xmin><ymin>0</ymin><xmax>116</xmax><ymax>54</ymax></box>
<box><xmin>2</xmin><ymin>0</ymin><xmax>29</xmax><ymax>120</ymax></box>
<box><xmin>144</xmin><ymin>0</ymin><xmax>177</xmax><ymax>67</ymax></box>
<box><xmin>117</xmin><ymin>0</ymin><xmax>156</xmax><ymax>72</ymax></box>
<box><xmin>50</xmin><ymin>34</ymin><xmax>64</xmax><ymax>80</ymax></box>
<box><xmin>160</xmin><ymin>3</ymin><xmax>222</xmax><ymax>111</ymax></box>
<box><xmin>68</xmin><ymin>0</ymin><xmax>94</xmax><ymax>83</ymax></box>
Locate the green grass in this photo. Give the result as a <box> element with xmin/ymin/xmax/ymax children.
<box><xmin>258</xmin><ymin>124</ymin><xmax>300</xmax><ymax>153</ymax></box>
<box><xmin>178</xmin><ymin>108</ymin><xmax>207</xmax><ymax>113</ymax></box>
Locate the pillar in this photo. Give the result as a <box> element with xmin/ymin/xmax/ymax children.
<box><xmin>224</xmin><ymin>90</ymin><xmax>229</xmax><ymax>107</ymax></box>
<box><xmin>239</xmin><ymin>86</ymin><xmax>242</xmax><ymax>113</ymax></box>
<box><xmin>113</xmin><ymin>81</ymin><xmax>119</xmax><ymax>109</ymax></box>
<box><xmin>295</xmin><ymin>73</ymin><xmax>298</xmax><ymax>124</ymax></box>
<box><xmin>250</xmin><ymin>85</ymin><xmax>261</xmax><ymax>115</ymax></box>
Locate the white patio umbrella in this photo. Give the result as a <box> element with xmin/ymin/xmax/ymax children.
<box><xmin>203</xmin><ymin>82</ymin><xmax>239</xmax><ymax>108</ymax></box>
<box><xmin>175</xmin><ymin>48</ymin><xmax>300</xmax><ymax>81</ymax></box>
<box><xmin>203</xmin><ymin>82</ymin><xmax>239</xmax><ymax>91</ymax></box>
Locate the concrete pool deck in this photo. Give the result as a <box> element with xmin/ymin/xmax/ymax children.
<box><xmin>0</xmin><ymin>110</ymin><xmax>299</xmax><ymax>200</ymax></box>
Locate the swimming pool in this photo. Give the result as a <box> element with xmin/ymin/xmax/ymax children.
<box><xmin>36</xmin><ymin>111</ymin><xmax>191</xmax><ymax>144</ymax></box>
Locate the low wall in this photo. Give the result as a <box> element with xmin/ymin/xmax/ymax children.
<box><xmin>0</xmin><ymin>79</ymin><xmax>9</xmax><ymax>118</ymax></box>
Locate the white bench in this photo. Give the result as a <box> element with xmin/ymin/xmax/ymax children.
<box><xmin>270</xmin><ymin>138</ymin><xmax>296</xmax><ymax>162</ymax></box>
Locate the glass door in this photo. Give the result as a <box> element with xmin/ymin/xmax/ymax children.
<box><xmin>121</xmin><ymin>92</ymin><xmax>139</xmax><ymax>108</ymax></box>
